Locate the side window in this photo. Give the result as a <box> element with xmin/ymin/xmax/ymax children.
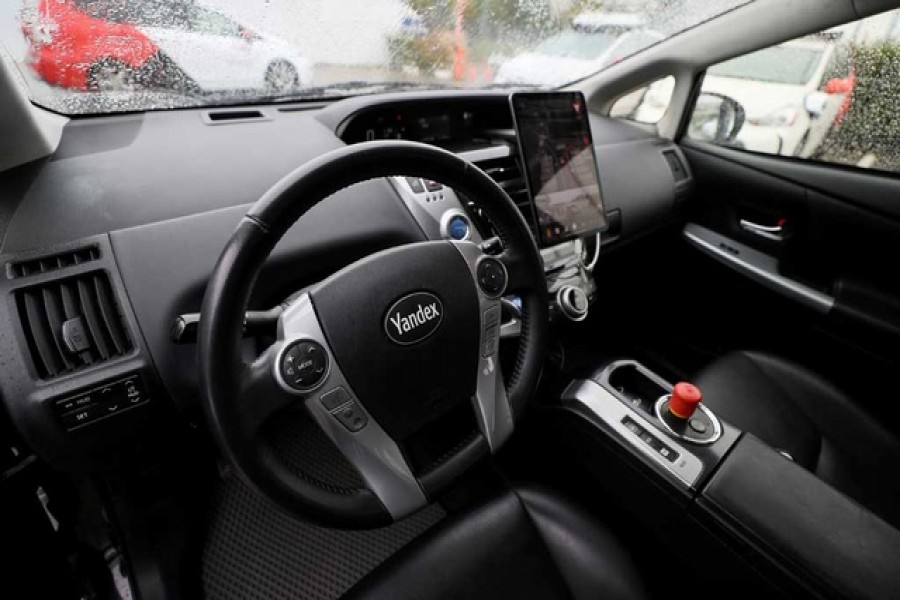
<box><xmin>609</xmin><ymin>76</ymin><xmax>675</xmax><ymax>125</ymax></box>
<box><xmin>687</xmin><ymin>8</ymin><xmax>900</xmax><ymax>175</ymax></box>
<box><xmin>191</xmin><ymin>8</ymin><xmax>242</xmax><ymax>37</ymax></box>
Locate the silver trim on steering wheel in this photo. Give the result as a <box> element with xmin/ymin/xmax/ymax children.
<box><xmin>273</xmin><ymin>293</ymin><xmax>427</xmax><ymax>519</ymax></box>
<box><xmin>451</xmin><ymin>241</ymin><xmax>514</xmax><ymax>452</ymax></box>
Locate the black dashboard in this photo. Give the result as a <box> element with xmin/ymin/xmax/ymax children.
<box><xmin>0</xmin><ymin>90</ymin><xmax>693</xmax><ymax>470</ymax></box>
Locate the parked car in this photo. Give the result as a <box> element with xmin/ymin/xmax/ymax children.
<box><xmin>20</xmin><ymin>0</ymin><xmax>312</xmax><ymax>93</ymax></box>
<box><xmin>636</xmin><ymin>33</ymin><xmax>853</xmax><ymax>156</ymax></box>
<box><xmin>493</xmin><ymin>12</ymin><xmax>663</xmax><ymax>86</ymax></box>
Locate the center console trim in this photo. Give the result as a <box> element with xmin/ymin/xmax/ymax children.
<box><xmin>654</xmin><ymin>396</ymin><xmax>723</xmax><ymax>445</ymax></box>
<box><xmin>562</xmin><ymin>378</ymin><xmax>704</xmax><ymax>489</ymax></box>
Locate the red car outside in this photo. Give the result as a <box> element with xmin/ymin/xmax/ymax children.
<box><xmin>21</xmin><ymin>0</ymin><xmax>160</xmax><ymax>90</ymax></box>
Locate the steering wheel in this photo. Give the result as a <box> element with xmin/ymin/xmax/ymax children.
<box><xmin>198</xmin><ymin>141</ymin><xmax>548</xmax><ymax>528</ymax></box>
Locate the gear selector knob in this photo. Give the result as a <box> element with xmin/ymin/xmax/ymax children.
<box><xmin>669</xmin><ymin>382</ymin><xmax>702</xmax><ymax>419</ymax></box>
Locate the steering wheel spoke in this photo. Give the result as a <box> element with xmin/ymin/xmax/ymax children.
<box><xmin>238</xmin><ymin>344</ymin><xmax>296</xmax><ymax>435</ymax></box>
<box><xmin>451</xmin><ymin>241</ymin><xmax>516</xmax><ymax>450</ymax></box>
<box><xmin>275</xmin><ymin>294</ymin><xmax>427</xmax><ymax>519</ymax></box>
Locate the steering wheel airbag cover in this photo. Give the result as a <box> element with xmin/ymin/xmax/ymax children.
<box><xmin>311</xmin><ymin>242</ymin><xmax>480</xmax><ymax>441</ymax></box>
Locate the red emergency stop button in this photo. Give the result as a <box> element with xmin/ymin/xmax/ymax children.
<box><xmin>669</xmin><ymin>382</ymin><xmax>702</xmax><ymax>419</ymax></box>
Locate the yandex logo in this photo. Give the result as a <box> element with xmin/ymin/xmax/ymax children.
<box><xmin>384</xmin><ymin>292</ymin><xmax>444</xmax><ymax>345</ymax></box>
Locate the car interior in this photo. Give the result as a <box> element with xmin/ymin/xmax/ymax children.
<box><xmin>2</xmin><ymin>0</ymin><xmax>900</xmax><ymax>598</ymax></box>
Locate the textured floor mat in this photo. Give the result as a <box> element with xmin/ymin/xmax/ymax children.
<box><xmin>201</xmin><ymin>475</ymin><xmax>444</xmax><ymax>600</ymax></box>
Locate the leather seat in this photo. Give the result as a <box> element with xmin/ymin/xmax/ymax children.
<box><xmin>345</xmin><ymin>485</ymin><xmax>650</xmax><ymax>600</ymax></box>
<box><xmin>695</xmin><ymin>351</ymin><xmax>900</xmax><ymax>528</ymax></box>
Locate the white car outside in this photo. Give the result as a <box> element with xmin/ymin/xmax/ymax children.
<box><xmin>139</xmin><ymin>4</ymin><xmax>313</xmax><ymax>92</ymax></box>
<box><xmin>494</xmin><ymin>12</ymin><xmax>663</xmax><ymax>87</ymax></box>
<box><xmin>636</xmin><ymin>36</ymin><xmax>848</xmax><ymax>156</ymax></box>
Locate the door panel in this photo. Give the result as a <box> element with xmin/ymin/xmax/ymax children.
<box><xmin>679</xmin><ymin>139</ymin><xmax>900</xmax><ymax>421</ymax></box>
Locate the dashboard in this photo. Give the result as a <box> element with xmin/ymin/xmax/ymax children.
<box><xmin>0</xmin><ymin>90</ymin><xmax>693</xmax><ymax>471</ymax></box>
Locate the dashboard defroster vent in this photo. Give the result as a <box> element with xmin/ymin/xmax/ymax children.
<box><xmin>15</xmin><ymin>271</ymin><xmax>133</xmax><ymax>379</ymax></box>
<box><xmin>8</xmin><ymin>246</ymin><xmax>100</xmax><ymax>279</ymax></box>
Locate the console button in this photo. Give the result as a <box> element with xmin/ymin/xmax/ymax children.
<box><xmin>333</xmin><ymin>401</ymin><xmax>368</xmax><ymax>432</ymax></box>
<box><xmin>56</xmin><ymin>393</ymin><xmax>97</xmax><ymax>414</ymax></box>
<box><xmin>424</xmin><ymin>180</ymin><xmax>443</xmax><ymax>192</ymax></box>
<box><xmin>658</xmin><ymin>445</ymin><xmax>679</xmax><ymax>463</ymax></box>
<box><xmin>447</xmin><ymin>215</ymin><xmax>471</xmax><ymax>240</ymax></box>
<box><xmin>320</xmin><ymin>387</ymin><xmax>351</xmax><ymax>411</ymax></box>
<box><xmin>688</xmin><ymin>418</ymin><xmax>708</xmax><ymax>434</ymax></box>
<box><xmin>281</xmin><ymin>341</ymin><xmax>329</xmax><ymax>391</ymax></box>
<box><xmin>406</xmin><ymin>177</ymin><xmax>425</xmax><ymax>193</ymax></box>
<box><xmin>477</xmin><ymin>258</ymin><xmax>507</xmax><ymax>297</ymax></box>
<box><xmin>61</xmin><ymin>405</ymin><xmax>101</xmax><ymax>429</ymax></box>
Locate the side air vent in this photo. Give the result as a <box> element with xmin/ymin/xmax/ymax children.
<box><xmin>663</xmin><ymin>150</ymin><xmax>689</xmax><ymax>182</ymax></box>
<box><xmin>8</xmin><ymin>246</ymin><xmax>100</xmax><ymax>279</ymax></box>
<box><xmin>204</xmin><ymin>109</ymin><xmax>268</xmax><ymax>124</ymax></box>
<box><xmin>15</xmin><ymin>271</ymin><xmax>133</xmax><ymax>379</ymax></box>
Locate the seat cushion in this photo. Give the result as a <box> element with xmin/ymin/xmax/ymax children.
<box><xmin>695</xmin><ymin>351</ymin><xmax>900</xmax><ymax>528</ymax></box>
<box><xmin>344</xmin><ymin>485</ymin><xmax>650</xmax><ymax>600</ymax></box>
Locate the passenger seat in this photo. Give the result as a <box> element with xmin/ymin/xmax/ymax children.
<box><xmin>694</xmin><ymin>351</ymin><xmax>900</xmax><ymax>529</ymax></box>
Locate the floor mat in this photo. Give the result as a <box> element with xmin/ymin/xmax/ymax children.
<box><xmin>201</xmin><ymin>474</ymin><xmax>445</xmax><ymax>600</ymax></box>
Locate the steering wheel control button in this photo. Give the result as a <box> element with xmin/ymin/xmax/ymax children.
<box><xmin>482</xmin><ymin>324</ymin><xmax>500</xmax><ymax>357</ymax></box>
<box><xmin>333</xmin><ymin>401</ymin><xmax>368</xmax><ymax>432</ymax></box>
<box><xmin>320</xmin><ymin>387</ymin><xmax>351</xmax><ymax>411</ymax></box>
<box><xmin>476</xmin><ymin>257</ymin><xmax>507</xmax><ymax>298</ymax></box>
<box><xmin>281</xmin><ymin>340</ymin><xmax>329</xmax><ymax>392</ymax></box>
<box><xmin>483</xmin><ymin>305</ymin><xmax>501</xmax><ymax>328</ymax></box>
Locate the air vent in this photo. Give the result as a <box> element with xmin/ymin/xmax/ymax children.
<box><xmin>8</xmin><ymin>246</ymin><xmax>100</xmax><ymax>279</ymax></box>
<box><xmin>15</xmin><ymin>271</ymin><xmax>133</xmax><ymax>379</ymax></box>
<box><xmin>204</xmin><ymin>109</ymin><xmax>268</xmax><ymax>124</ymax></box>
<box><xmin>663</xmin><ymin>150</ymin><xmax>689</xmax><ymax>182</ymax></box>
<box><xmin>472</xmin><ymin>154</ymin><xmax>537</xmax><ymax>236</ymax></box>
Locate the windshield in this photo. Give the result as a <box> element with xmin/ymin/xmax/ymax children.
<box><xmin>707</xmin><ymin>45</ymin><xmax>825</xmax><ymax>85</ymax></box>
<box><xmin>3</xmin><ymin>0</ymin><xmax>752</xmax><ymax>114</ymax></box>
<box><xmin>533</xmin><ymin>30</ymin><xmax>619</xmax><ymax>60</ymax></box>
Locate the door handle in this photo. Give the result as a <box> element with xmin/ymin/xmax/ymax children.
<box><xmin>740</xmin><ymin>218</ymin><xmax>785</xmax><ymax>241</ymax></box>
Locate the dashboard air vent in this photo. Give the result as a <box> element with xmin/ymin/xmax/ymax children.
<box><xmin>15</xmin><ymin>271</ymin><xmax>133</xmax><ymax>379</ymax></box>
<box><xmin>473</xmin><ymin>154</ymin><xmax>537</xmax><ymax>236</ymax></box>
<box><xmin>204</xmin><ymin>109</ymin><xmax>268</xmax><ymax>124</ymax></box>
<box><xmin>8</xmin><ymin>246</ymin><xmax>100</xmax><ymax>279</ymax></box>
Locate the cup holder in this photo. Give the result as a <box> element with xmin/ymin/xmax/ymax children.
<box><xmin>598</xmin><ymin>360</ymin><xmax>722</xmax><ymax>445</ymax></box>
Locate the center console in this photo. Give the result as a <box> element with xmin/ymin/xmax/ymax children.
<box><xmin>562</xmin><ymin>360</ymin><xmax>739</xmax><ymax>492</ymax></box>
<box><xmin>555</xmin><ymin>359</ymin><xmax>900</xmax><ymax>599</ymax></box>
